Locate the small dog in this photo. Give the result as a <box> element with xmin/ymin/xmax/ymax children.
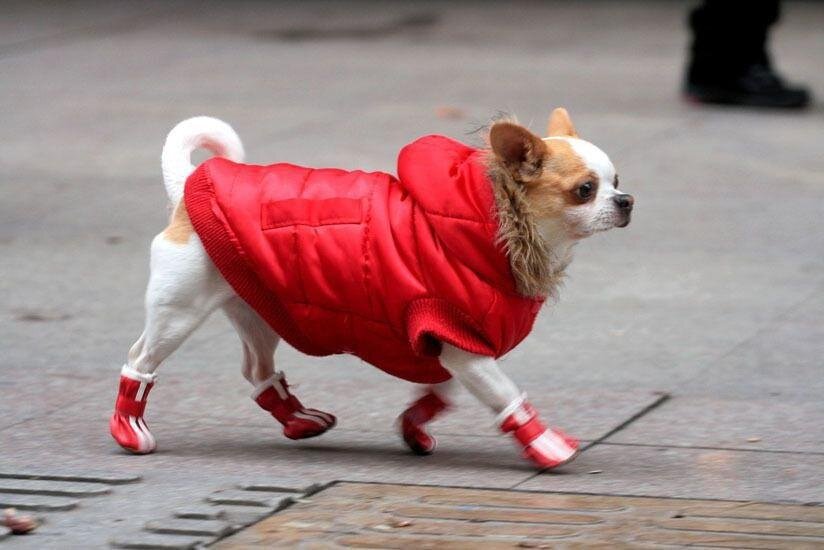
<box><xmin>110</xmin><ymin>109</ymin><xmax>633</xmax><ymax>469</ymax></box>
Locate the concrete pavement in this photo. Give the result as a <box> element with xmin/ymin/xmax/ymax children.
<box><xmin>1</xmin><ymin>1</ymin><xmax>823</xmax><ymax>547</ymax></box>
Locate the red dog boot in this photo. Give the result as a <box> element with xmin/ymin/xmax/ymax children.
<box><xmin>498</xmin><ymin>395</ymin><xmax>579</xmax><ymax>469</ymax></box>
<box><xmin>110</xmin><ymin>366</ymin><xmax>157</xmax><ymax>454</ymax></box>
<box><xmin>399</xmin><ymin>391</ymin><xmax>450</xmax><ymax>455</ymax></box>
<box><xmin>253</xmin><ymin>372</ymin><xmax>336</xmax><ymax>440</ymax></box>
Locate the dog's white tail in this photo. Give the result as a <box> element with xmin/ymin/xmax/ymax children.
<box><xmin>161</xmin><ymin>116</ymin><xmax>245</xmax><ymax>204</ymax></box>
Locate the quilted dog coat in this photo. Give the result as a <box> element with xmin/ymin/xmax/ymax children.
<box><xmin>185</xmin><ymin>135</ymin><xmax>544</xmax><ymax>384</ymax></box>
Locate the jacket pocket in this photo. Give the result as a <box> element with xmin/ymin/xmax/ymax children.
<box><xmin>261</xmin><ymin>198</ymin><xmax>364</xmax><ymax>229</ymax></box>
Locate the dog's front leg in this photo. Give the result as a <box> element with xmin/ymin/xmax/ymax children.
<box><xmin>439</xmin><ymin>343</ymin><xmax>579</xmax><ymax>469</ymax></box>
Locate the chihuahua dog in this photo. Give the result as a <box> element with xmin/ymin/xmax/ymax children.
<box><xmin>110</xmin><ymin>108</ymin><xmax>632</xmax><ymax>469</ymax></box>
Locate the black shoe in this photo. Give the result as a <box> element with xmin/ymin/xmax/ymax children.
<box><xmin>685</xmin><ymin>64</ymin><xmax>811</xmax><ymax>109</ymax></box>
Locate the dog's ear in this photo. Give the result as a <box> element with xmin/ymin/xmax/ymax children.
<box><xmin>547</xmin><ymin>107</ymin><xmax>578</xmax><ymax>138</ymax></box>
<box><xmin>489</xmin><ymin>121</ymin><xmax>548</xmax><ymax>183</ymax></box>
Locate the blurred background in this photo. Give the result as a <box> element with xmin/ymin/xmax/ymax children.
<box><xmin>1</xmin><ymin>1</ymin><xmax>823</xmax><ymax>547</ymax></box>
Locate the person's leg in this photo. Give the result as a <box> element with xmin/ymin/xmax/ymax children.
<box><xmin>685</xmin><ymin>0</ymin><xmax>809</xmax><ymax>108</ymax></box>
<box><xmin>689</xmin><ymin>0</ymin><xmax>778</xmax><ymax>82</ymax></box>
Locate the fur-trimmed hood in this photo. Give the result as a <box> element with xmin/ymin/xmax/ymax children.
<box><xmin>486</xmin><ymin>155</ymin><xmax>566</xmax><ymax>299</ymax></box>
<box><xmin>397</xmin><ymin>136</ymin><xmax>561</xmax><ymax>299</ymax></box>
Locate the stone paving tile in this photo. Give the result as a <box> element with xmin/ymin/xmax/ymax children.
<box><xmin>205</xmin><ymin>489</ymin><xmax>294</xmax><ymax>509</ymax></box>
<box><xmin>608</xmin><ymin>395</ymin><xmax>824</xmax><ymax>454</ymax></box>
<box><xmin>516</xmin><ymin>443</ymin><xmax>824</xmax><ymax>503</ymax></box>
<box><xmin>109</xmin><ymin>533</ymin><xmax>209</xmax><ymax>549</ymax></box>
<box><xmin>214</xmin><ymin>481</ymin><xmax>824</xmax><ymax>548</ymax></box>
<box><xmin>144</xmin><ymin>518</ymin><xmax>233</xmax><ymax>537</ymax></box>
<box><xmin>170</xmin><ymin>505</ymin><xmax>226</xmax><ymax>520</ymax></box>
<box><xmin>0</xmin><ymin>493</ymin><xmax>79</xmax><ymax>511</ymax></box>
<box><xmin>0</xmin><ymin>469</ymin><xmax>141</xmax><ymax>485</ymax></box>
<box><xmin>0</xmin><ymin>479</ymin><xmax>111</xmax><ymax>498</ymax></box>
<box><xmin>683</xmin><ymin>291</ymin><xmax>824</xmax><ymax>400</ymax></box>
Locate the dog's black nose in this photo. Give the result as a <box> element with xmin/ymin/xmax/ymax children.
<box><xmin>614</xmin><ymin>194</ymin><xmax>634</xmax><ymax>210</ymax></box>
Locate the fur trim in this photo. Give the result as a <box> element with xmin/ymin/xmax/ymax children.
<box><xmin>486</xmin><ymin>153</ymin><xmax>567</xmax><ymax>299</ymax></box>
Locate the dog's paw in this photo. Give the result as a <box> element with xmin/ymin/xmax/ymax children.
<box><xmin>110</xmin><ymin>412</ymin><xmax>157</xmax><ymax>454</ymax></box>
<box><xmin>522</xmin><ymin>428</ymin><xmax>579</xmax><ymax>469</ymax></box>
<box><xmin>282</xmin><ymin>409</ymin><xmax>336</xmax><ymax>440</ymax></box>
<box><xmin>398</xmin><ymin>391</ymin><xmax>449</xmax><ymax>455</ymax></box>
<box><xmin>401</xmin><ymin>418</ymin><xmax>437</xmax><ymax>455</ymax></box>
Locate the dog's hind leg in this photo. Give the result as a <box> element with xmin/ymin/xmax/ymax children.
<box><xmin>222</xmin><ymin>297</ymin><xmax>336</xmax><ymax>440</ymax></box>
<box><xmin>398</xmin><ymin>379</ymin><xmax>455</xmax><ymax>455</ymax></box>
<box><xmin>222</xmin><ymin>296</ymin><xmax>280</xmax><ymax>385</ymax></box>
<box><xmin>111</xmin><ymin>225</ymin><xmax>233</xmax><ymax>454</ymax></box>
<box><xmin>438</xmin><ymin>343</ymin><xmax>579</xmax><ymax>470</ymax></box>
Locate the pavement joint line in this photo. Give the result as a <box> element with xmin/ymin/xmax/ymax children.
<box><xmin>336</xmin><ymin>479</ymin><xmax>824</xmax><ymax>506</ymax></box>
<box><xmin>0</xmin><ymin>470</ymin><xmax>141</xmax><ymax>485</ymax></box>
<box><xmin>596</xmin><ymin>440</ymin><xmax>824</xmax><ymax>457</ymax></box>
<box><xmin>0</xmin><ymin>5</ymin><xmax>196</xmax><ymax>60</ymax></box>
<box><xmin>0</xmin><ymin>479</ymin><xmax>112</xmax><ymax>497</ymax></box>
<box><xmin>0</xmin><ymin>493</ymin><xmax>81</xmax><ymax>511</ymax></box>
<box><xmin>586</xmin><ymin>392</ymin><xmax>672</xmax><ymax>447</ymax></box>
<box><xmin>510</xmin><ymin>392</ymin><xmax>671</xmax><ymax>490</ymax></box>
<box><xmin>680</xmin><ymin>282</ymin><xmax>824</xmax><ymax>389</ymax></box>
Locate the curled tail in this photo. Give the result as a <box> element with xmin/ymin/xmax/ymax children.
<box><xmin>161</xmin><ymin>116</ymin><xmax>245</xmax><ymax>205</ymax></box>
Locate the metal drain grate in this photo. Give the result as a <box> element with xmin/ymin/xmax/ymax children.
<box><xmin>213</xmin><ymin>481</ymin><xmax>824</xmax><ymax>548</ymax></box>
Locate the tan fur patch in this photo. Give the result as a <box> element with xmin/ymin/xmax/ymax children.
<box><xmin>527</xmin><ymin>139</ymin><xmax>597</xmax><ymax>216</ymax></box>
<box><xmin>163</xmin><ymin>201</ymin><xmax>194</xmax><ymax>244</ymax></box>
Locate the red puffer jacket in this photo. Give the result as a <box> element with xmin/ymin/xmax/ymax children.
<box><xmin>185</xmin><ymin>135</ymin><xmax>544</xmax><ymax>384</ymax></box>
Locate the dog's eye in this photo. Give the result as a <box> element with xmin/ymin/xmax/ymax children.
<box><xmin>614</xmin><ymin>175</ymin><xmax>619</xmax><ymax>189</ymax></box>
<box><xmin>577</xmin><ymin>181</ymin><xmax>594</xmax><ymax>200</ymax></box>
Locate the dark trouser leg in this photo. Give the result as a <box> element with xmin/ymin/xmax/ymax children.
<box><xmin>684</xmin><ymin>0</ymin><xmax>809</xmax><ymax>108</ymax></box>
<box><xmin>688</xmin><ymin>0</ymin><xmax>780</xmax><ymax>83</ymax></box>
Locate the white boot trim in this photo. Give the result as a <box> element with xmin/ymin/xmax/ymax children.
<box><xmin>121</xmin><ymin>364</ymin><xmax>157</xmax><ymax>384</ymax></box>
<box><xmin>494</xmin><ymin>393</ymin><xmax>528</xmax><ymax>427</ymax></box>
<box><xmin>251</xmin><ymin>372</ymin><xmax>287</xmax><ymax>400</ymax></box>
